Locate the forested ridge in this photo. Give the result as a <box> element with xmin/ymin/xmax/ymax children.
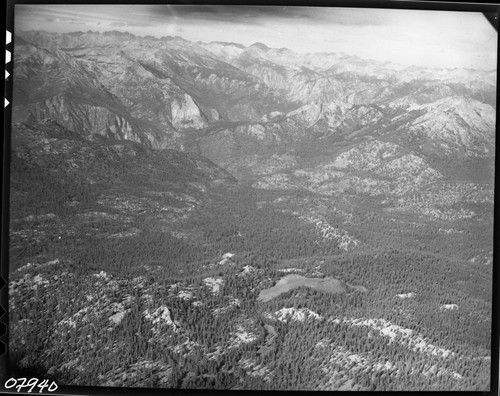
<box><xmin>8</xmin><ymin>123</ymin><xmax>493</xmax><ymax>390</ymax></box>
<box><xmin>6</xmin><ymin>20</ymin><xmax>497</xmax><ymax>392</ymax></box>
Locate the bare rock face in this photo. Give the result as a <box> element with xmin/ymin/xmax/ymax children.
<box><xmin>7</xmin><ymin>29</ymin><xmax>495</xmax><ymax>393</ymax></box>
<box><xmin>406</xmin><ymin>97</ymin><xmax>496</xmax><ymax>159</ymax></box>
<box><xmin>332</xmin><ymin>140</ymin><xmax>401</xmax><ymax>170</ymax></box>
<box><xmin>12</xmin><ymin>30</ymin><xmax>495</xmax><ymax>182</ymax></box>
<box><xmin>12</xmin><ymin>31</ymin><xmax>292</xmax><ymax>150</ymax></box>
<box><xmin>287</xmin><ymin>103</ymin><xmax>324</xmax><ymax>125</ymax></box>
<box><xmin>170</xmin><ymin>94</ymin><xmax>208</xmax><ymax>130</ymax></box>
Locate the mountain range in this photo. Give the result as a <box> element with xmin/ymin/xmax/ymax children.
<box><xmin>7</xmin><ymin>29</ymin><xmax>495</xmax><ymax>391</ymax></box>
<box><xmin>12</xmin><ymin>30</ymin><xmax>496</xmax><ymax>193</ymax></box>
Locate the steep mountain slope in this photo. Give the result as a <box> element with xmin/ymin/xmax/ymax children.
<box><xmin>9</xmin><ymin>120</ymin><xmax>236</xmax><ymax>259</ymax></box>
<box><xmin>404</xmin><ymin>97</ymin><xmax>496</xmax><ymax>158</ymax></box>
<box><xmin>8</xmin><ymin>29</ymin><xmax>495</xmax><ymax>392</ymax></box>
<box><xmin>10</xmin><ymin>30</ymin><xmax>496</xmax><ymax>237</ymax></box>
<box><xmin>13</xmin><ymin>31</ymin><xmax>297</xmax><ymax>151</ymax></box>
<box><xmin>196</xmin><ymin>42</ymin><xmax>495</xmax><ymax>174</ymax></box>
<box><xmin>13</xmin><ymin>30</ymin><xmax>495</xmax><ymax>178</ymax></box>
<box><xmin>12</xmin><ymin>39</ymin><xmax>177</xmax><ymax>148</ymax></box>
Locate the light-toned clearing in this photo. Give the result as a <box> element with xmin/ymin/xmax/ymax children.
<box><xmin>109</xmin><ymin>310</ymin><xmax>127</xmax><ymax>324</ymax></box>
<box><xmin>108</xmin><ymin>302</ymin><xmax>130</xmax><ymax>325</ymax></box>
<box><xmin>274</xmin><ymin>307</ymin><xmax>322</xmax><ymax>323</ymax></box>
<box><xmin>396</xmin><ymin>292</ymin><xmax>416</xmax><ymax>299</ymax></box>
<box><xmin>258</xmin><ymin>274</ymin><xmax>351</xmax><ymax>302</ymax></box>
<box><xmin>329</xmin><ymin>317</ymin><xmax>454</xmax><ymax>358</ymax></box>
<box><xmin>277</xmin><ymin>268</ymin><xmax>305</xmax><ymax>273</ymax></box>
<box><xmin>314</xmin><ymin>337</ymin><xmax>462</xmax><ymax>390</ymax></box>
<box><xmin>218</xmin><ymin>258</ymin><xmax>234</xmax><ymax>266</ymax></box>
<box><xmin>177</xmin><ymin>290</ymin><xmax>194</xmax><ymax>300</ymax></box>
<box><xmin>143</xmin><ymin>306</ymin><xmax>178</xmax><ymax>333</ymax></box>
<box><xmin>17</xmin><ymin>258</ymin><xmax>60</xmax><ymax>272</ymax></box>
<box><xmin>203</xmin><ymin>277</ymin><xmax>224</xmax><ymax>294</ymax></box>
<box><xmin>239</xmin><ymin>265</ymin><xmax>257</xmax><ymax>276</ymax></box>
<box><xmin>94</xmin><ymin>271</ymin><xmax>112</xmax><ymax>281</ymax></box>
<box><xmin>440</xmin><ymin>304</ymin><xmax>459</xmax><ymax>311</ymax></box>
<box><xmin>168</xmin><ymin>282</ymin><xmax>182</xmax><ymax>291</ymax></box>
<box><xmin>261</xmin><ymin>311</ymin><xmax>275</xmax><ymax>321</ymax></box>
<box><xmin>229</xmin><ymin>325</ymin><xmax>259</xmax><ymax>348</ymax></box>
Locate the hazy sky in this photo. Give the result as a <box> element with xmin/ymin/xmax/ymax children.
<box><xmin>15</xmin><ymin>4</ymin><xmax>497</xmax><ymax>70</ymax></box>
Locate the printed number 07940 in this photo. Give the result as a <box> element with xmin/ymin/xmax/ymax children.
<box><xmin>4</xmin><ymin>378</ymin><xmax>58</xmax><ymax>393</ymax></box>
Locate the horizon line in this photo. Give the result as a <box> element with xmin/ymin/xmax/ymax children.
<box><xmin>15</xmin><ymin>28</ymin><xmax>498</xmax><ymax>73</ymax></box>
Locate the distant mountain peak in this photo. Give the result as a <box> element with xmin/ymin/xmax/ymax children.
<box><xmin>207</xmin><ymin>41</ymin><xmax>246</xmax><ymax>49</ymax></box>
<box><xmin>12</xmin><ymin>28</ymin><xmax>496</xmax><ymax>166</ymax></box>
<box><xmin>161</xmin><ymin>35</ymin><xmax>190</xmax><ymax>43</ymax></box>
<box><xmin>250</xmin><ymin>42</ymin><xmax>270</xmax><ymax>50</ymax></box>
<box><xmin>14</xmin><ymin>34</ymin><xmax>30</xmax><ymax>46</ymax></box>
<box><xmin>102</xmin><ymin>30</ymin><xmax>135</xmax><ymax>38</ymax></box>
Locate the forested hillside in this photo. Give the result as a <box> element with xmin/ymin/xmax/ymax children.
<box><xmin>7</xmin><ymin>17</ymin><xmax>495</xmax><ymax>392</ymax></box>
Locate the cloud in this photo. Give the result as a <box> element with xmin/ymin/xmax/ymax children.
<box><xmin>147</xmin><ymin>5</ymin><xmax>304</xmax><ymax>22</ymax></box>
<box><xmin>145</xmin><ymin>5</ymin><xmax>387</xmax><ymax>26</ymax></box>
<box><xmin>16</xmin><ymin>5</ymin><xmax>154</xmax><ymax>31</ymax></box>
<box><xmin>110</xmin><ymin>21</ymin><xmax>152</xmax><ymax>28</ymax></box>
<box><xmin>13</xmin><ymin>4</ymin><xmax>497</xmax><ymax>70</ymax></box>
